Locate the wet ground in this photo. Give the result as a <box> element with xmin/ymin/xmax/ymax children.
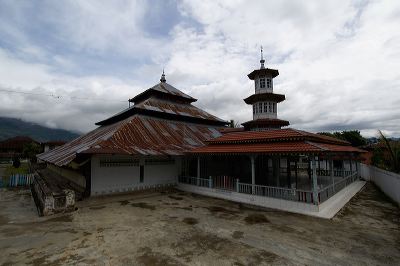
<box><xmin>0</xmin><ymin>182</ymin><xmax>399</xmax><ymax>265</ymax></box>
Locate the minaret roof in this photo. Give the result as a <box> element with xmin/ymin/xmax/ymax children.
<box><xmin>247</xmin><ymin>68</ymin><xmax>279</xmax><ymax>80</ymax></box>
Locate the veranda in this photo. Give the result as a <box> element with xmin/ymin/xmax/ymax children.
<box><xmin>179</xmin><ymin>153</ymin><xmax>360</xmax><ymax>205</ymax></box>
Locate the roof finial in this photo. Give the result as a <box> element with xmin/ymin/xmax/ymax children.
<box><xmin>260</xmin><ymin>46</ymin><xmax>265</xmax><ymax>69</ymax></box>
<box><xmin>160</xmin><ymin>68</ymin><xmax>166</xmax><ymax>83</ymax></box>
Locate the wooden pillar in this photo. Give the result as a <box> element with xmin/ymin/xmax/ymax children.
<box><xmin>329</xmin><ymin>156</ymin><xmax>334</xmax><ymax>191</ymax></box>
<box><xmin>197</xmin><ymin>156</ymin><xmax>201</xmax><ymax>185</ymax></box>
<box><xmin>349</xmin><ymin>156</ymin><xmax>353</xmax><ymax>173</ymax></box>
<box><xmin>311</xmin><ymin>156</ymin><xmax>319</xmax><ymax>205</ymax></box>
<box><xmin>273</xmin><ymin>156</ymin><xmax>280</xmax><ymax>187</ymax></box>
<box><xmin>251</xmin><ymin>155</ymin><xmax>255</xmax><ymax>194</ymax></box>
<box><xmin>295</xmin><ymin>159</ymin><xmax>298</xmax><ymax>189</ymax></box>
<box><xmin>287</xmin><ymin>156</ymin><xmax>291</xmax><ymax>188</ymax></box>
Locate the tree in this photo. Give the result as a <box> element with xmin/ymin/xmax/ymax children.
<box><xmin>229</xmin><ymin>120</ymin><xmax>241</xmax><ymax>128</ymax></box>
<box><xmin>23</xmin><ymin>142</ymin><xmax>42</xmax><ymax>163</ymax></box>
<box><xmin>318</xmin><ymin>130</ymin><xmax>366</xmax><ymax>147</ymax></box>
<box><xmin>377</xmin><ymin>130</ymin><xmax>400</xmax><ymax>173</ymax></box>
<box><xmin>12</xmin><ymin>157</ymin><xmax>21</xmax><ymax>168</ymax></box>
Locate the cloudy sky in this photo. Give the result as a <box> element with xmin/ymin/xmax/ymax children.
<box><xmin>0</xmin><ymin>0</ymin><xmax>399</xmax><ymax>137</ymax></box>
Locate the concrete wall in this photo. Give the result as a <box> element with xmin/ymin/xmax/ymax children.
<box><xmin>47</xmin><ymin>164</ymin><xmax>86</xmax><ymax>188</ymax></box>
<box><xmin>91</xmin><ymin>155</ymin><xmax>180</xmax><ymax>195</ymax></box>
<box><xmin>177</xmin><ymin>183</ymin><xmax>319</xmax><ymax>214</ymax></box>
<box><xmin>359</xmin><ymin>163</ymin><xmax>400</xmax><ymax>206</ymax></box>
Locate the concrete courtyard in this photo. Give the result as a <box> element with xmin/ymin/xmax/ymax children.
<box><xmin>0</xmin><ymin>182</ymin><xmax>399</xmax><ymax>265</ymax></box>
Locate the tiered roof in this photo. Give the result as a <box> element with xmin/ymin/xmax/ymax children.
<box><xmin>38</xmin><ymin>77</ymin><xmax>228</xmax><ymax>166</ymax></box>
<box><xmin>189</xmin><ymin>128</ymin><xmax>365</xmax><ymax>155</ymax></box>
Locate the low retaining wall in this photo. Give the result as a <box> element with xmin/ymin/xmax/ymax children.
<box><xmin>177</xmin><ymin>183</ymin><xmax>319</xmax><ymax>214</ymax></box>
<box><xmin>360</xmin><ymin>163</ymin><xmax>400</xmax><ymax>206</ymax></box>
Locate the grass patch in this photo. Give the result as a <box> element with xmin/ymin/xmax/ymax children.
<box><xmin>4</xmin><ymin>163</ymin><xmax>29</xmax><ymax>176</ymax></box>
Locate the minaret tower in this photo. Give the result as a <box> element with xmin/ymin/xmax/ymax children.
<box><xmin>242</xmin><ymin>47</ymin><xmax>289</xmax><ymax>131</ymax></box>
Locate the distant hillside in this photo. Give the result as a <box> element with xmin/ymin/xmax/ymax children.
<box><xmin>0</xmin><ymin>117</ymin><xmax>80</xmax><ymax>142</ymax></box>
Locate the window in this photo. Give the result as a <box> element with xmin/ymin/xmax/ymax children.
<box><xmin>259</xmin><ymin>102</ymin><xmax>262</xmax><ymax>113</ymax></box>
<box><xmin>266</xmin><ymin>79</ymin><xmax>272</xmax><ymax>88</ymax></box>
<box><xmin>273</xmin><ymin>103</ymin><xmax>276</xmax><ymax>113</ymax></box>
<box><xmin>140</xmin><ymin>165</ymin><xmax>144</xmax><ymax>183</ymax></box>
<box><xmin>263</xmin><ymin>102</ymin><xmax>268</xmax><ymax>113</ymax></box>
<box><xmin>268</xmin><ymin>102</ymin><xmax>272</xmax><ymax>112</ymax></box>
<box><xmin>253</xmin><ymin>105</ymin><xmax>256</xmax><ymax>114</ymax></box>
<box><xmin>255</xmin><ymin>80</ymin><xmax>258</xmax><ymax>89</ymax></box>
<box><xmin>260</xmin><ymin>78</ymin><xmax>265</xmax><ymax>88</ymax></box>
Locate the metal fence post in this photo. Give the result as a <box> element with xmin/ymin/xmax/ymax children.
<box><xmin>236</xmin><ymin>179</ymin><xmax>239</xmax><ymax>192</ymax></box>
<box><xmin>209</xmin><ymin>176</ymin><xmax>212</xmax><ymax>188</ymax></box>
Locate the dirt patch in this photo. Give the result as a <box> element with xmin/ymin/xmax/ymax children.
<box><xmin>206</xmin><ymin>206</ymin><xmax>239</xmax><ymax>215</ymax></box>
<box><xmin>119</xmin><ymin>200</ymin><xmax>130</xmax><ymax>206</ymax></box>
<box><xmin>137</xmin><ymin>247</ymin><xmax>182</xmax><ymax>266</ymax></box>
<box><xmin>0</xmin><ymin>215</ymin><xmax>9</xmax><ymax>226</ymax></box>
<box><xmin>232</xmin><ymin>231</ymin><xmax>244</xmax><ymax>239</ymax></box>
<box><xmin>131</xmin><ymin>202</ymin><xmax>156</xmax><ymax>210</ymax></box>
<box><xmin>244</xmin><ymin>214</ymin><xmax>269</xmax><ymax>225</ymax></box>
<box><xmin>43</xmin><ymin>215</ymin><xmax>73</xmax><ymax>223</ymax></box>
<box><xmin>89</xmin><ymin>206</ymin><xmax>106</xmax><ymax>210</ymax></box>
<box><xmin>175</xmin><ymin>206</ymin><xmax>192</xmax><ymax>211</ymax></box>
<box><xmin>182</xmin><ymin>217</ymin><xmax>198</xmax><ymax>225</ymax></box>
<box><xmin>168</xmin><ymin>195</ymin><xmax>183</xmax><ymax>200</ymax></box>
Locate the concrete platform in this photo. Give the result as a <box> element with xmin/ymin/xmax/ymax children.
<box><xmin>177</xmin><ymin>180</ymin><xmax>366</xmax><ymax>219</ymax></box>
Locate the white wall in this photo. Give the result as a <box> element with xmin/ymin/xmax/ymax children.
<box><xmin>359</xmin><ymin>163</ymin><xmax>400</xmax><ymax>206</ymax></box>
<box><xmin>91</xmin><ymin>155</ymin><xmax>181</xmax><ymax>195</ymax></box>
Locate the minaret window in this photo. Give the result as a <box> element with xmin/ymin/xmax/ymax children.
<box><xmin>255</xmin><ymin>80</ymin><xmax>258</xmax><ymax>89</ymax></box>
<box><xmin>260</xmin><ymin>78</ymin><xmax>265</xmax><ymax>88</ymax></box>
<box><xmin>273</xmin><ymin>103</ymin><xmax>276</xmax><ymax>113</ymax></box>
<box><xmin>253</xmin><ymin>105</ymin><xmax>256</xmax><ymax>114</ymax></box>
<box><xmin>258</xmin><ymin>102</ymin><xmax>263</xmax><ymax>113</ymax></box>
<box><xmin>263</xmin><ymin>102</ymin><xmax>268</xmax><ymax>112</ymax></box>
<box><xmin>266</xmin><ymin>79</ymin><xmax>272</xmax><ymax>88</ymax></box>
<box><xmin>268</xmin><ymin>102</ymin><xmax>272</xmax><ymax>112</ymax></box>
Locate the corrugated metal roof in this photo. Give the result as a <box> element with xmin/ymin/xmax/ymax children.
<box><xmin>207</xmin><ymin>128</ymin><xmax>349</xmax><ymax>145</ymax></box>
<box><xmin>135</xmin><ymin>98</ymin><xmax>225</xmax><ymax>123</ymax></box>
<box><xmin>38</xmin><ymin>115</ymin><xmax>223</xmax><ymax>166</ymax></box>
<box><xmin>188</xmin><ymin>141</ymin><xmax>365</xmax><ymax>155</ymax></box>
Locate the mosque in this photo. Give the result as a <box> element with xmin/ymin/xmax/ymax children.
<box><xmin>38</xmin><ymin>50</ymin><xmax>365</xmax><ymax>215</ymax></box>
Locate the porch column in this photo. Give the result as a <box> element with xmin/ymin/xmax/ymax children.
<box><xmin>311</xmin><ymin>156</ymin><xmax>319</xmax><ymax>205</ymax></box>
<box><xmin>329</xmin><ymin>156</ymin><xmax>335</xmax><ymax>192</ymax></box>
<box><xmin>251</xmin><ymin>155</ymin><xmax>255</xmax><ymax>194</ymax></box>
<box><xmin>349</xmin><ymin>156</ymin><xmax>353</xmax><ymax>174</ymax></box>
<box><xmin>197</xmin><ymin>156</ymin><xmax>200</xmax><ymax>185</ymax></box>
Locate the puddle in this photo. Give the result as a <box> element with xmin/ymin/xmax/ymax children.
<box><xmin>182</xmin><ymin>217</ymin><xmax>198</xmax><ymax>225</ymax></box>
<box><xmin>119</xmin><ymin>200</ymin><xmax>130</xmax><ymax>206</ymax></box>
<box><xmin>168</xmin><ymin>195</ymin><xmax>183</xmax><ymax>200</ymax></box>
<box><xmin>131</xmin><ymin>202</ymin><xmax>156</xmax><ymax>210</ymax></box>
<box><xmin>244</xmin><ymin>214</ymin><xmax>269</xmax><ymax>225</ymax></box>
<box><xmin>89</xmin><ymin>206</ymin><xmax>106</xmax><ymax>210</ymax></box>
<box><xmin>232</xmin><ymin>231</ymin><xmax>244</xmax><ymax>239</ymax></box>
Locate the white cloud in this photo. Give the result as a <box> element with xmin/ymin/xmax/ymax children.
<box><xmin>0</xmin><ymin>0</ymin><xmax>399</xmax><ymax>138</ymax></box>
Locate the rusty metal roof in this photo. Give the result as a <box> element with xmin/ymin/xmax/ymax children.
<box><xmin>38</xmin><ymin>115</ymin><xmax>223</xmax><ymax>166</ymax></box>
<box><xmin>135</xmin><ymin>98</ymin><xmax>225</xmax><ymax>122</ymax></box>
<box><xmin>188</xmin><ymin>141</ymin><xmax>365</xmax><ymax>155</ymax></box>
<box><xmin>96</xmin><ymin>97</ymin><xmax>228</xmax><ymax>126</ymax></box>
<box><xmin>206</xmin><ymin>128</ymin><xmax>349</xmax><ymax>145</ymax></box>
<box><xmin>129</xmin><ymin>82</ymin><xmax>196</xmax><ymax>104</ymax></box>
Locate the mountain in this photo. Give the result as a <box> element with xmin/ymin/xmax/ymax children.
<box><xmin>0</xmin><ymin>117</ymin><xmax>80</xmax><ymax>142</ymax></box>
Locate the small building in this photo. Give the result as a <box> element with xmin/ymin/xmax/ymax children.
<box><xmin>43</xmin><ymin>141</ymin><xmax>67</xmax><ymax>153</ymax></box>
<box><xmin>38</xmin><ymin>72</ymin><xmax>228</xmax><ymax>197</ymax></box>
<box><xmin>0</xmin><ymin>136</ymin><xmax>39</xmax><ymax>161</ymax></box>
